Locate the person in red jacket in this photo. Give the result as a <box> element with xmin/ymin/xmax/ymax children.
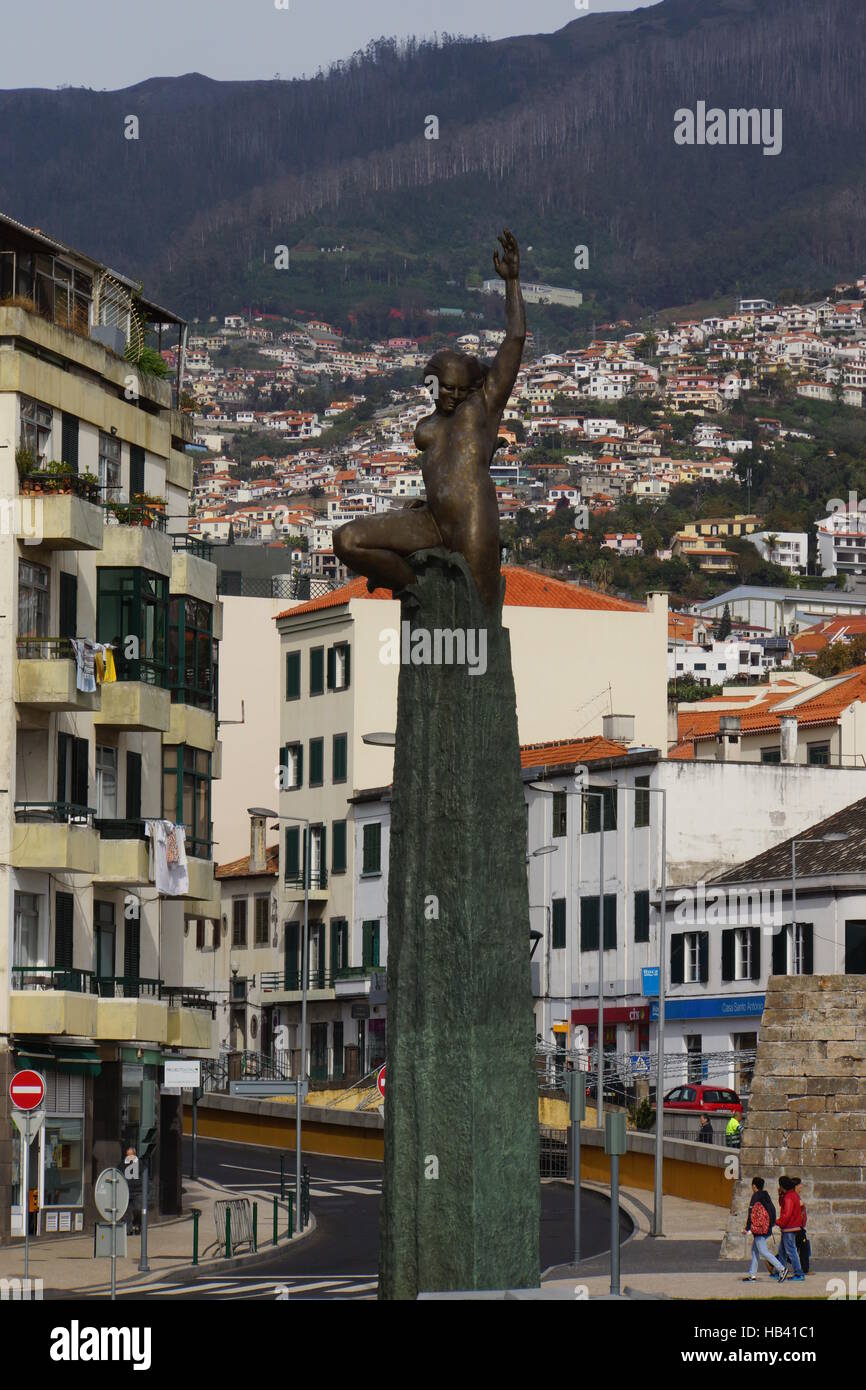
<box><xmin>775</xmin><ymin>1176</ymin><xmax>805</xmax><ymax>1280</ymax></box>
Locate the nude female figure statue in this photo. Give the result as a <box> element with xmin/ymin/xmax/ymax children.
<box><xmin>333</xmin><ymin>229</ymin><xmax>526</xmax><ymax>613</ymax></box>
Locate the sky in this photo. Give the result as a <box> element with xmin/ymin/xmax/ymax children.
<box><xmin>0</xmin><ymin>0</ymin><xmax>655</xmax><ymax>90</ymax></box>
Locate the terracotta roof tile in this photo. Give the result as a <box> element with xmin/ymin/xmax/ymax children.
<box><xmin>677</xmin><ymin>666</ymin><xmax>866</xmax><ymax>741</ymax></box>
<box><xmin>520</xmin><ymin>736</ymin><xmax>629</xmax><ymax>768</ymax></box>
<box><xmin>216</xmin><ymin>844</ymin><xmax>279</xmax><ymax>880</ymax></box>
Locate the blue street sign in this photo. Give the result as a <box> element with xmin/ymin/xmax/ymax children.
<box><xmin>641</xmin><ymin>967</ymin><xmax>659</xmax><ymax>996</ymax></box>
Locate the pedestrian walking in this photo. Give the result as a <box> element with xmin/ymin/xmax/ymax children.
<box><xmin>775</xmin><ymin>1176</ymin><xmax>805</xmax><ymax>1281</ymax></box>
<box><xmin>742</xmin><ymin>1177</ymin><xmax>787</xmax><ymax>1282</ymax></box>
<box><xmin>698</xmin><ymin>1114</ymin><xmax>714</xmax><ymax>1144</ymax></box>
<box><xmin>726</xmin><ymin>1113</ymin><xmax>742</xmax><ymax>1148</ymax></box>
<box><xmin>791</xmin><ymin>1179</ymin><xmax>811</xmax><ymax>1273</ymax></box>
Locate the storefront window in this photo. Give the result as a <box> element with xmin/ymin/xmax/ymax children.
<box><xmin>44</xmin><ymin>1118</ymin><xmax>84</xmax><ymax>1207</ymax></box>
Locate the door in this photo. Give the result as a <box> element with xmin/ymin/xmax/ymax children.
<box><xmin>59</xmin><ymin>573</ymin><xmax>78</xmax><ymax>640</ymax></box>
<box><xmin>95</xmin><ymin>901</ymin><xmax>115</xmax><ymax>996</ymax></box>
<box><xmin>285</xmin><ymin>920</ymin><xmax>300</xmax><ymax>990</ymax></box>
<box><xmin>310</xmin><ymin>1022</ymin><xmax>329</xmax><ymax>1081</ymax></box>
<box><xmin>333</xmin><ymin>1022</ymin><xmax>344</xmax><ymax>1078</ymax></box>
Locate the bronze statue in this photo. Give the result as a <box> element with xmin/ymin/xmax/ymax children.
<box><xmin>333</xmin><ymin>229</ymin><xmax>526</xmax><ymax>612</ymax></box>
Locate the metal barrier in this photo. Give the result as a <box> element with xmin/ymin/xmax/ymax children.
<box><xmin>539</xmin><ymin>1126</ymin><xmax>569</xmax><ymax>1178</ymax></box>
<box><xmin>213</xmin><ymin>1198</ymin><xmax>254</xmax><ymax>1256</ymax></box>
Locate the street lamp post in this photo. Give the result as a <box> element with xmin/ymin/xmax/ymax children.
<box><xmin>248</xmin><ymin>806</ymin><xmax>310</xmax><ymax>1231</ymax></box>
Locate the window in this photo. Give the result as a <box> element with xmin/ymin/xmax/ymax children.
<box><xmin>255</xmin><ymin>895</ymin><xmax>270</xmax><ymax>946</ymax></box>
<box><xmin>332</xmin><ymin>733</ymin><xmax>348</xmax><ymax>784</ymax></box>
<box><xmin>332</xmin><ymin>819</ymin><xmax>347</xmax><ymax>874</ymax></box>
<box><xmin>59</xmin><ymin>572</ymin><xmax>77</xmax><ymax>640</ymax></box>
<box><xmin>362</xmin><ymin>822</ymin><xmax>382</xmax><ymax>875</ymax></box>
<box><xmin>57</xmin><ymin>733</ymin><xmax>89</xmax><ymax>808</ymax></box>
<box><xmin>761</xmin><ymin>747</ymin><xmax>781</xmax><ymax>765</ymax></box>
<box><xmin>579</xmin><ymin>894</ymin><xmax>616</xmax><ymax>952</ymax></box>
<box><xmin>162</xmin><ymin>745</ymin><xmax>212</xmax><ymax>857</ymax></box>
<box><xmin>232</xmin><ymin>899</ymin><xmax>248</xmax><ymax>948</ymax></box>
<box><xmin>281</xmin><ymin>742</ymin><xmax>303</xmax><ymax>790</ymax></box>
<box><xmin>98</xmin><ymin>431</ymin><xmax>121</xmax><ymax>494</ymax></box>
<box><xmin>330</xmin><ymin>918</ymin><xmax>349</xmax><ymax>976</ymax></box>
<box><xmin>772</xmin><ymin>923</ymin><xmax>813</xmax><ymax>976</ymax></box>
<box><xmin>362</xmin><ymin>920</ymin><xmax>381</xmax><ymax>968</ymax></box>
<box><xmin>43</xmin><ymin>1116</ymin><xmax>84</xmax><ymax>1209</ymax></box>
<box><xmin>634</xmin><ymin>775</ymin><xmax>650</xmax><ymax>829</ymax></box>
<box><xmin>552</xmin><ymin>792</ymin><xmax>567</xmax><ymax>839</ymax></box>
<box><xmin>634</xmin><ymin>889</ymin><xmax>650</xmax><ymax>943</ymax></box>
<box><xmin>551</xmin><ymin>898</ymin><xmax>566</xmax><ymax>950</ymax></box>
<box><xmin>309</xmin><ymin>737</ymin><xmax>324</xmax><ymax>787</ymax></box>
<box><xmin>581</xmin><ymin>786</ymin><xmax>617</xmax><ymax>834</ymax></box>
<box><xmin>285</xmin><ymin>826</ymin><xmax>300</xmax><ymax>883</ymax></box>
<box><xmin>807</xmin><ymin>742</ymin><xmax>830</xmax><ymax>766</ymax></box>
<box><xmin>13</xmin><ymin>892</ymin><xmax>42</xmax><ymax>969</ymax></box>
<box><xmin>97</xmin><ymin>568</ymin><xmax>169</xmax><ymax>686</ymax></box>
<box><xmin>129</xmin><ymin>444</ymin><xmax>145</xmax><ymax>499</ymax></box>
<box><xmin>95</xmin><ymin>746</ymin><xmax>118</xmax><ymax>819</ymax></box>
<box><xmin>327</xmin><ymin>643</ymin><xmax>351</xmax><ymax>691</ymax></box>
<box><xmin>126</xmin><ymin>751</ymin><xmax>142</xmax><ymax>820</ymax></box>
<box><xmin>310</xmin><ymin>646</ymin><xmax>325</xmax><ymax>696</ymax></box>
<box><xmin>670</xmin><ymin>931</ymin><xmax>709</xmax><ymax>984</ymax></box>
<box><xmin>19</xmin><ymin>395</ymin><xmax>52</xmax><ymax>467</ymax></box>
<box><xmin>285</xmin><ymin>650</ymin><xmax>301</xmax><ymax>701</ymax></box>
<box><xmin>721</xmin><ymin>927</ymin><xmax>760</xmax><ymax>982</ymax></box>
<box><xmin>168</xmin><ymin>597</ymin><xmax>215</xmax><ymax>709</ymax></box>
<box><xmin>18</xmin><ymin>559</ymin><xmax>49</xmax><ymax>638</ymax></box>
<box><xmin>844</xmin><ymin>921</ymin><xmax>866</xmax><ymax>974</ymax></box>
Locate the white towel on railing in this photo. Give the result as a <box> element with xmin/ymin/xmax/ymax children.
<box><xmin>69</xmin><ymin>638</ymin><xmax>97</xmax><ymax>692</ymax></box>
<box><xmin>145</xmin><ymin>819</ymin><xmax>189</xmax><ymax>895</ymax></box>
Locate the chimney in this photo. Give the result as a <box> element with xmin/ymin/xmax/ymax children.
<box><xmin>716</xmin><ymin>715</ymin><xmax>741</xmax><ymax>762</ymax></box>
<box><xmin>779</xmin><ymin>715</ymin><xmax>798</xmax><ymax>764</ymax></box>
<box><xmin>249</xmin><ymin>813</ymin><xmax>267</xmax><ymax>874</ymax></box>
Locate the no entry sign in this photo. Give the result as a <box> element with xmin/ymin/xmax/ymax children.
<box><xmin>9</xmin><ymin>1069</ymin><xmax>45</xmax><ymax>1111</ymax></box>
<box><xmin>377</xmin><ymin>1065</ymin><xmax>386</xmax><ymax>1099</ymax></box>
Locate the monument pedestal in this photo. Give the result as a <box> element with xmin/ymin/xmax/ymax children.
<box><xmin>380</xmin><ymin>550</ymin><xmax>540</xmax><ymax>1300</ymax></box>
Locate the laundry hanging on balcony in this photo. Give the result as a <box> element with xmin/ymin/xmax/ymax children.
<box><xmin>68</xmin><ymin>639</ymin><xmax>117</xmax><ymax>691</ymax></box>
<box><xmin>145</xmin><ymin>819</ymin><xmax>189</xmax><ymax>895</ymax></box>
<box><xmin>93</xmin><ymin>643</ymin><xmax>117</xmax><ymax>685</ymax></box>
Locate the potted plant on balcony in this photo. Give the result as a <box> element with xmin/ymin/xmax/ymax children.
<box><xmin>79</xmin><ymin>469</ymin><xmax>101</xmax><ymax>504</ymax></box>
<box><xmin>132</xmin><ymin>491</ymin><xmax>166</xmax><ymax>527</ymax></box>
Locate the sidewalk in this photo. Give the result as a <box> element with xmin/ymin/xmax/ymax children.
<box><xmin>0</xmin><ymin>1178</ymin><xmax>311</xmax><ymax>1293</ymax></box>
<box><xmin>543</xmin><ymin>1182</ymin><xmax>865</xmax><ymax>1299</ymax></box>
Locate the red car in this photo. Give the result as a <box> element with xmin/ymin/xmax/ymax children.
<box><xmin>663</xmin><ymin>1084</ymin><xmax>742</xmax><ymax>1113</ymax></box>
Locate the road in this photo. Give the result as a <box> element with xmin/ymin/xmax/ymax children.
<box><xmin>66</xmin><ymin>1135</ymin><xmax>627</xmax><ymax>1300</ymax></box>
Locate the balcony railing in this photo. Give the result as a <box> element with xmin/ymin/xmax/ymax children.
<box><xmin>19</xmin><ymin>471</ymin><xmax>101</xmax><ymax>504</ymax></box>
<box><xmin>16</xmin><ymin>636</ymin><xmax>77</xmax><ymax>660</ymax></box>
<box><xmin>284</xmin><ymin>868</ymin><xmax>328</xmax><ymax>891</ymax></box>
<box><xmin>94</xmin><ymin>817</ymin><xmax>148</xmax><ymax>840</ymax></box>
<box><xmin>171</xmin><ymin>534</ymin><xmax>214</xmax><ymax>562</ymax></box>
<box><xmin>103</xmin><ymin>501</ymin><xmax>167</xmax><ymax>532</ymax></box>
<box><xmin>333</xmin><ymin>964</ymin><xmax>384</xmax><ymax>981</ymax></box>
<box><xmin>161</xmin><ymin>985</ymin><xmax>217</xmax><ymax>1016</ymax></box>
<box><xmin>96</xmin><ymin>975</ymin><xmax>162</xmax><ymax>999</ymax></box>
<box><xmin>12</xmin><ymin>965</ymin><xmax>97</xmax><ymax>993</ymax></box>
<box><xmin>14</xmin><ymin>801</ymin><xmax>95</xmax><ymax>826</ymax></box>
<box><xmin>260</xmin><ymin>967</ymin><xmax>334</xmax><ymax>992</ymax></box>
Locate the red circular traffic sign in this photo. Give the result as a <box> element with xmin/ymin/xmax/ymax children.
<box><xmin>9</xmin><ymin>1069</ymin><xmax>45</xmax><ymax>1111</ymax></box>
<box><xmin>377</xmin><ymin>1065</ymin><xmax>386</xmax><ymax>1099</ymax></box>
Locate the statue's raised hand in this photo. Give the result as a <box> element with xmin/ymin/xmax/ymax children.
<box><xmin>493</xmin><ymin>228</ymin><xmax>520</xmax><ymax>281</ymax></box>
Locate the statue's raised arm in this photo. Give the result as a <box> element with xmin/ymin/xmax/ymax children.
<box><xmin>483</xmin><ymin>229</ymin><xmax>526</xmax><ymax>419</ymax></box>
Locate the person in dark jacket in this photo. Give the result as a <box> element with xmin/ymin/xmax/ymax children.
<box><xmin>698</xmin><ymin>1114</ymin><xmax>714</xmax><ymax>1144</ymax></box>
<box><xmin>743</xmin><ymin>1177</ymin><xmax>787</xmax><ymax>1282</ymax></box>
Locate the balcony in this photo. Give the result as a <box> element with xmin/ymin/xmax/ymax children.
<box><xmin>283</xmin><ymin>869</ymin><xmax>329</xmax><ymax>904</ymax></box>
<box><xmin>333</xmin><ymin>966</ymin><xmax>387</xmax><ymax>1001</ymax></box>
<box><xmin>184</xmin><ymin>854</ymin><xmax>216</xmax><ymax>904</ymax></box>
<box><xmin>17</xmin><ymin>472</ymin><xmax>104</xmax><ymax>550</ymax></box>
<box><xmin>93</xmin><ymin>818</ymin><xmax>152</xmax><ymax>886</ymax></box>
<box><xmin>99</xmin><ymin>504</ymin><xmax>173</xmax><ymax>576</ymax></box>
<box><xmin>9</xmin><ymin>966</ymin><xmax>99</xmax><ymax>1037</ymax></box>
<box><xmin>15</xmin><ymin>638</ymin><xmax>101</xmax><ymax>714</ymax></box>
<box><xmin>165</xmin><ymin>701</ymin><xmax>217</xmax><ymax>753</ymax></box>
<box><xmin>170</xmin><ymin>539</ymin><xmax>218</xmax><ymax>605</ymax></box>
<box><xmin>260</xmin><ymin>967</ymin><xmax>336</xmax><ymax>1002</ymax></box>
<box><xmin>164</xmin><ymin>987</ymin><xmax>217</xmax><ymax>1050</ymax></box>
<box><xmin>93</xmin><ymin>679</ymin><xmax>170</xmax><ymax>732</ymax></box>
<box><xmin>11</xmin><ymin>802</ymin><xmax>100</xmax><ymax>874</ymax></box>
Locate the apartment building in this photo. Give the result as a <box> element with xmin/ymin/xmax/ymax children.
<box><xmin>0</xmin><ymin>215</ymin><xmax>221</xmax><ymax>1243</ymax></box>
<box><xmin>253</xmin><ymin>569</ymin><xmax>668</xmax><ymax>1080</ymax></box>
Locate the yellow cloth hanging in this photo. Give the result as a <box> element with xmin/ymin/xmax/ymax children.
<box><xmin>103</xmin><ymin>646</ymin><xmax>117</xmax><ymax>683</ymax></box>
<box><xmin>94</xmin><ymin>649</ymin><xmax>105</xmax><ymax>685</ymax></box>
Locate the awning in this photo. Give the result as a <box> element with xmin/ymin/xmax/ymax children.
<box><xmin>14</xmin><ymin>1043</ymin><xmax>102</xmax><ymax>1076</ymax></box>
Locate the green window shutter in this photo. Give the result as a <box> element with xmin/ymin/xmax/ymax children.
<box><xmin>129</xmin><ymin>444</ymin><xmax>145</xmax><ymax>498</ymax></box>
<box><xmin>59</xmin><ymin>572</ymin><xmax>78</xmax><ymax>639</ymax></box>
<box><xmin>333</xmin><ymin>734</ymin><xmax>347</xmax><ymax>783</ymax></box>
<box><xmin>326</xmin><ymin>646</ymin><xmax>336</xmax><ymax>690</ymax></box>
<box><xmin>670</xmin><ymin>933</ymin><xmax>684</xmax><ymax>985</ymax></box>
<box><xmin>320</xmin><ymin>825</ymin><xmax>327</xmax><ymax>887</ymax></box>
<box><xmin>72</xmin><ymin>736</ymin><xmax>89</xmax><ymax>808</ymax></box>
<box><xmin>801</xmin><ymin>924</ymin><xmax>814</xmax><ymax>974</ymax></box>
<box><xmin>285</xmin><ymin>651</ymin><xmax>300</xmax><ymax>700</ymax></box>
<box><xmin>55</xmin><ymin>891</ymin><xmax>74</xmax><ymax>968</ymax></box>
<box><xmin>285</xmin><ymin>920</ymin><xmax>300</xmax><ymax>987</ymax></box>
<box><xmin>551</xmin><ymin>898</ymin><xmax>566</xmax><ymax>950</ymax></box>
<box><xmin>363</xmin><ymin>920</ymin><xmax>380</xmax><ymax>968</ymax></box>
<box><xmin>603</xmin><ymin>894</ymin><xmax>616</xmax><ymax>950</ymax></box>
<box><xmin>771</xmin><ymin>927</ymin><xmax>786</xmax><ymax>976</ymax></box>
<box><xmin>61</xmin><ymin>413</ymin><xmax>79</xmax><ymax>474</ymax></box>
<box><xmin>332</xmin><ymin>820</ymin><xmax>347</xmax><ymax>874</ymax></box>
<box><xmin>580</xmin><ymin>897</ymin><xmax>599</xmax><ymax>952</ymax></box>
<box><xmin>363</xmin><ymin>822</ymin><xmax>382</xmax><ymax>874</ymax></box>
<box><xmin>126</xmin><ymin>752</ymin><xmax>142</xmax><ymax>819</ymax></box>
<box><xmin>284</xmin><ymin>826</ymin><xmax>300</xmax><ymax>881</ymax></box>
<box><xmin>310</xmin><ymin>647</ymin><xmax>324</xmax><ymax>695</ymax></box>
<box><xmin>343</xmin><ymin>644</ymin><xmax>351</xmax><ymax>689</ymax></box>
<box><xmin>310</xmin><ymin>738</ymin><xmax>324</xmax><ymax>786</ymax></box>
<box><xmin>634</xmin><ymin>890</ymin><xmax>650</xmax><ymax>943</ymax></box>
<box><xmin>296</xmin><ymin>743</ymin><xmax>303</xmax><ymax>787</ymax></box>
<box><xmin>57</xmin><ymin>731</ymin><xmax>69</xmax><ymax>802</ymax></box>
<box><xmin>749</xmin><ymin>927</ymin><xmax>761</xmax><ymax>981</ymax></box>
<box><xmin>721</xmin><ymin>929</ymin><xmax>735</xmax><ymax>982</ymax></box>
<box><xmin>124</xmin><ymin>917</ymin><xmax>141</xmax><ymax>980</ymax></box>
<box><xmin>699</xmin><ymin>931</ymin><xmax>709</xmax><ymax>982</ymax></box>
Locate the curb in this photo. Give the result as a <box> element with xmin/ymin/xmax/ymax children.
<box><xmin>136</xmin><ymin>1211</ymin><xmax>319</xmax><ymax>1284</ymax></box>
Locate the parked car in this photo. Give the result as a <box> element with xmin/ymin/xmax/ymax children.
<box><xmin>662</xmin><ymin>1084</ymin><xmax>742</xmax><ymax>1113</ymax></box>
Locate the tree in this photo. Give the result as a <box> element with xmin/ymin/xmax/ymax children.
<box><xmin>717</xmin><ymin>602</ymin><xmax>732</xmax><ymax>640</ymax></box>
